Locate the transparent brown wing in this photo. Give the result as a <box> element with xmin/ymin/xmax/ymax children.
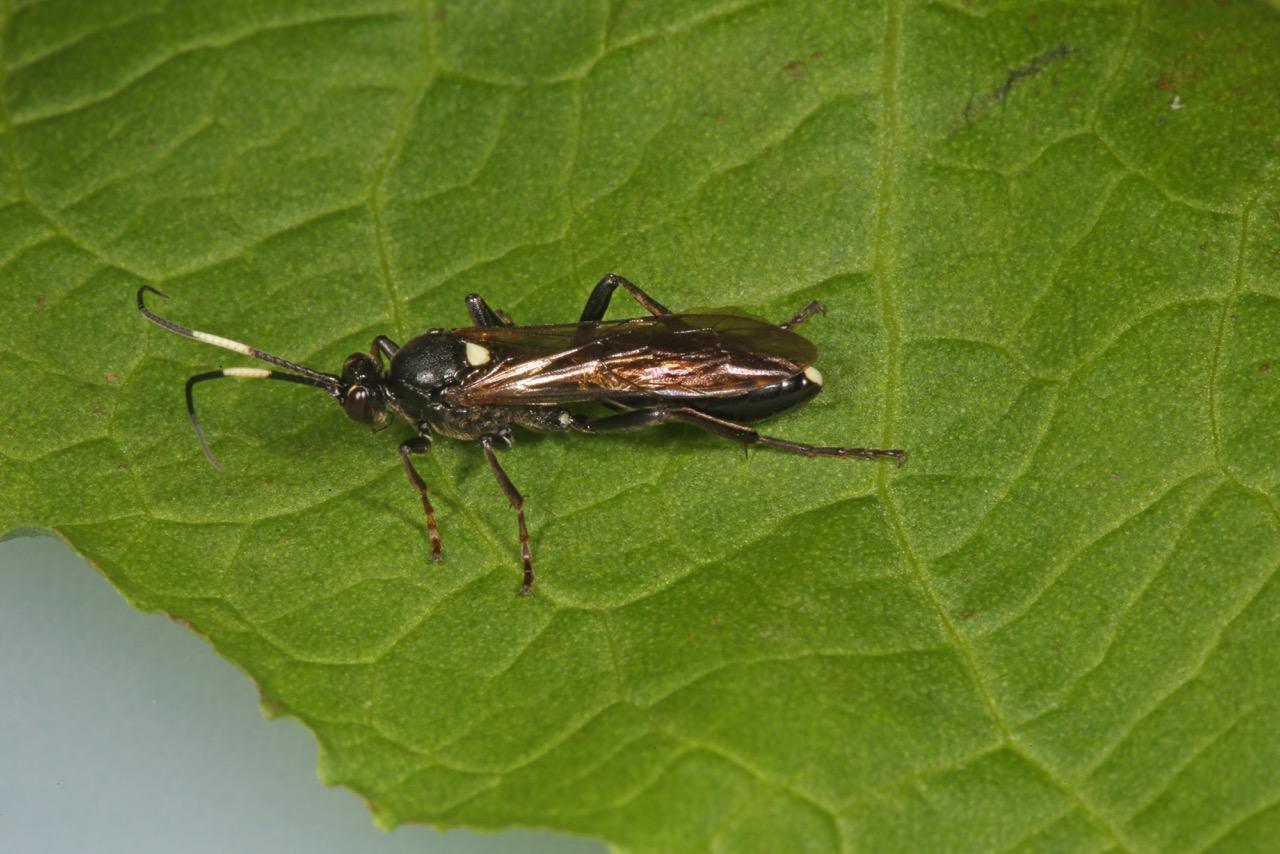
<box><xmin>451</xmin><ymin>313</ymin><xmax>817</xmax><ymax>406</ymax></box>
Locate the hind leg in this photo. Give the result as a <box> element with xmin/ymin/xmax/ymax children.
<box><xmin>574</xmin><ymin>406</ymin><xmax>906</xmax><ymax>464</ymax></box>
<box><xmin>779</xmin><ymin>300</ymin><xmax>825</xmax><ymax>330</ymax></box>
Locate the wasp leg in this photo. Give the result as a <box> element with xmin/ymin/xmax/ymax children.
<box><xmin>572</xmin><ymin>408</ymin><xmax>670</xmax><ymax>432</ymax></box>
<box><xmin>779</xmin><ymin>300</ymin><xmax>826</xmax><ymax>330</ymax></box>
<box><xmin>373</xmin><ymin>332</ymin><xmax>396</xmax><ymax>361</ymax></box>
<box><xmin>480</xmin><ymin>437</ymin><xmax>535</xmax><ymax>593</ymax></box>
<box><xmin>576</xmin><ymin>406</ymin><xmax>906</xmax><ymax>464</ymax></box>
<box><xmin>465</xmin><ymin>293</ymin><xmax>514</xmax><ymax>327</ymax></box>
<box><xmin>371</xmin><ymin>335</ymin><xmax>399</xmax><ymax>368</ymax></box>
<box><xmin>672</xmin><ymin>408</ymin><xmax>907</xmax><ymax>463</ymax></box>
<box><xmin>579</xmin><ymin>273</ymin><xmax>672</xmax><ymax>322</ymax></box>
<box><xmin>399</xmin><ymin>435</ymin><xmax>443</xmax><ymax>560</ymax></box>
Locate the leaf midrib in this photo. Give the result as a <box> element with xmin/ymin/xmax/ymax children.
<box><xmin>867</xmin><ymin>1</ymin><xmax>1132</xmax><ymax>848</ymax></box>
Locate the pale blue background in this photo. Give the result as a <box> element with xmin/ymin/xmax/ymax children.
<box><xmin>0</xmin><ymin>535</ymin><xmax>606</xmax><ymax>854</ymax></box>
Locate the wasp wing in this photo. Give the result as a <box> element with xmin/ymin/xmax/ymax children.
<box><xmin>451</xmin><ymin>312</ymin><xmax>816</xmax><ymax>406</ymax></box>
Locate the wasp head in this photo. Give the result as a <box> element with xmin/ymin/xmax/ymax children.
<box><xmin>339</xmin><ymin>353</ymin><xmax>390</xmax><ymax>428</ymax></box>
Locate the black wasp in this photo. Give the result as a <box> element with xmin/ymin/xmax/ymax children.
<box><xmin>138</xmin><ymin>274</ymin><xmax>906</xmax><ymax>593</ymax></box>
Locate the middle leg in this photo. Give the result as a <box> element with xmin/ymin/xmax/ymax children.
<box><xmin>465</xmin><ymin>293</ymin><xmax>513</xmax><ymax>327</ymax></box>
<box><xmin>579</xmin><ymin>273</ymin><xmax>672</xmax><ymax>322</ymax></box>
<box><xmin>481</xmin><ymin>436</ymin><xmax>536</xmax><ymax>594</ymax></box>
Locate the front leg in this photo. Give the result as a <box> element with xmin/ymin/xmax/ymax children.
<box><xmin>399</xmin><ymin>434</ymin><xmax>443</xmax><ymax>560</ymax></box>
<box><xmin>367</xmin><ymin>336</ymin><xmax>399</xmax><ymax>372</ymax></box>
<box><xmin>480</xmin><ymin>436</ymin><xmax>535</xmax><ymax>594</ymax></box>
<box><xmin>373</xmin><ymin>335</ymin><xmax>399</xmax><ymax>361</ymax></box>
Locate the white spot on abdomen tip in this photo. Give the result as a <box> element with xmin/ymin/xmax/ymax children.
<box><xmin>804</xmin><ymin>366</ymin><xmax>823</xmax><ymax>385</ymax></box>
<box><xmin>223</xmin><ymin>367</ymin><xmax>271</xmax><ymax>379</ymax></box>
<box><xmin>192</xmin><ymin>330</ymin><xmax>254</xmax><ymax>356</ymax></box>
<box><xmin>465</xmin><ymin>342</ymin><xmax>491</xmax><ymax>366</ymax></box>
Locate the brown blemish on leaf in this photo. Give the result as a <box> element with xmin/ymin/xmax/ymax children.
<box><xmin>1259</xmin><ymin>362</ymin><xmax>1272</xmax><ymax>372</ymax></box>
<box><xmin>783</xmin><ymin>52</ymin><xmax>821</xmax><ymax>81</ymax></box>
<box><xmin>104</xmin><ymin>371</ymin><xmax>118</xmax><ymax>383</ymax></box>
<box><xmin>259</xmin><ymin>692</ymin><xmax>288</xmax><ymax>717</ymax></box>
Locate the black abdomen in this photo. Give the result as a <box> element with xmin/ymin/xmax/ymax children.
<box><xmin>689</xmin><ymin>371</ymin><xmax>821</xmax><ymax>423</ymax></box>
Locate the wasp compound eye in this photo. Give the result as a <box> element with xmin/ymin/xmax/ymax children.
<box><xmin>343</xmin><ymin>385</ymin><xmax>371</xmax><ymax>423</ymax></box>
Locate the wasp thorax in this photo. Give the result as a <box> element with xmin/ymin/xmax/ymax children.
<box><xmin>387</xmin><ymin>331</ymin><xmax>472</xmax><ymax>401</ymax></box>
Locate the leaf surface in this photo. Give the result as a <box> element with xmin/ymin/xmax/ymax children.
<box><xmin>3</xmin><ymin>1</ymin><xmax>1279</xmax><ymax>850</ymax></box>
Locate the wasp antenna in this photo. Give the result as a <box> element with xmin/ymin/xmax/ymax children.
<box><xmin>185</xmin><ymin>371</ymin><xmax>225</xmax><ymax>469</ymax></box>
<box><xmin>183</xmin><ymin>368</ymin><xmax>342</xmax><ymax>469</ymax></box>
<box><xmin>137</xmin><ymin>286</ymin><xmax>341</xmax><ymax>389</ymax></box>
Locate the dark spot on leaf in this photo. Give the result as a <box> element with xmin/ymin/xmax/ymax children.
<box><xmin>961</xmin><ymin>42</ymin><xmax>1077</xmax><ymax>124</ymax></box>
<box><xmin>35</xmin><ymin>296</ymin><xmax>45</xmax><ymax>307</ymax></box>
<box><xmin>104</xmin><ymin>371</ymin><xmax>118</xmax><ymax>383</ymax></box>
<box><xmin>783</xmin><ymin>59</ymin><xmax>806</xmax><ymax>80</ymax></box>
<box><xmin>1259</xmin><ymin>362</ymin><xmax>1272</xmax><ymax>372</ymax></box>
<box><xmin>1156</xmin><ymin>72</ymin><xmax>1177</xmax><ymax>92</ymax></box>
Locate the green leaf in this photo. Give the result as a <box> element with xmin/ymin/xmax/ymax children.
<box><xmin>3</xmin><ymin>0</ymin><xmax>1279</xmax><ymax>850</ymax></box>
